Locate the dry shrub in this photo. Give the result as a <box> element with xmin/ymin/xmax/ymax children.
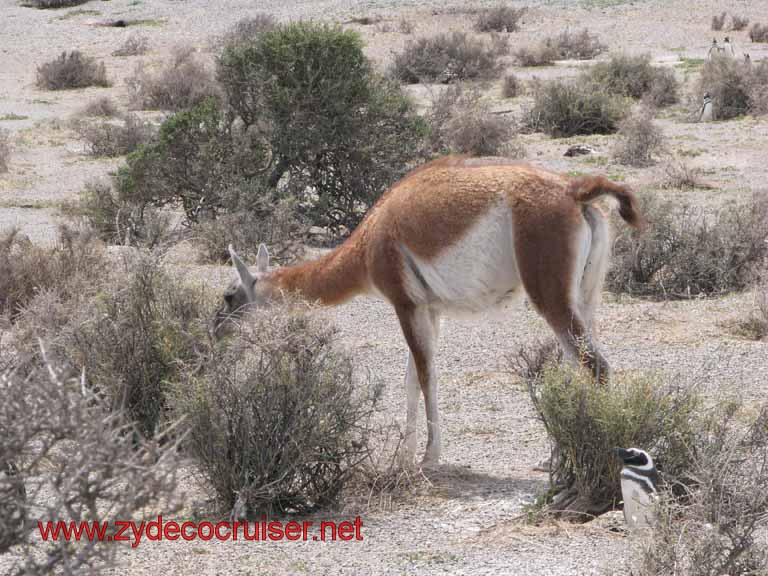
<box><xmin>0</xmin><ymin>357</ymin><xmax>181</xmax><ymax>576</ymax></box>
<box><xmin>502</xmin><ymin>73</ymin><xmax>521</xmax><ymax>98</ymax></box>
<box><xmin>53</xmin><ymin>255</ymin><xmax>211</xmax><ymax>437</ymax></box>
<box><xmin>526</xmin><ymin>78</ymin><xmax>627</xmax><ymax>137</ymax></box>
<box><xmin>196</xmin><ymin>193</ymin><xmax>307</xmax><ymax>264</ymax></box>
<box><xmin>389</xmin><ymin>31</ymin><xmax>503</xmax><ymax>83</ymax></box>
<box><xmin>63</xmin><ymin>179</ymin><xmax>171</xmax><ymax>248</ymax></box>
<box><xmin>585</xmin><ymin>54</ymin><xmax>679</xmax><ymax>107</ymax></box>
<box><xmin>127</xmin><ymin>46</ymin><xmax>220</xmax><ymax>111</ymax></box>
<box><xmin>425</xmin><ymin>84</ymin><xmax>519</xmax><ymax>156</ymax></box>
<box><xmin>659</xmin><ymin>157</ymin><xmax>707</xmax><ymax>190</ymax></box>
<box><xmin>10</xmin><ymin>251</ymin><xmax>211</xmax><ymax>438</ymax></box>
<box><xmin>0</xmin><ymin>226</ymin><xmax>105</xmax><ymax>324</ymax></box>
<box><xmin>712</xmin><ymin>11</ymin><xmax>727</xmax><ymax>31</ymax></box>
<box><xmin>731</xmin><ymin>15</ymin><xmax>750</xmax><ymax>31</ymax></box>
<box><xmin>0</xmin><ymin>130</ymin><xmax>9</xmax><ymax>173</ymax></box>
<box><xmin>217</xmin><ymin>14</ymin><xmax>276</xmax><ymax>49</ymax></box>
<box><xmin>608</xmin><ymin>193</ymin><xmax>768</xmax><ymax>298</ymax></box>
<box><xmin>112</xmin><ymin>33</ymin><xmax>149</xmax><ymax>56</ymax></box>
<box><xmin>631</xmin><ymin>405</ymin><xmax>768</xmax><ymax>576</ymax></box>
<box><xmin>698</xmin><ymin>55</ymin><xmax>753</xmax><ymax>119</ymax></box>
<box><xmin>737</xmin><ymin>278</ymin><xmax>768</xmax><ymax>340</ymax></box>
<box><xmin>79</xmin><ymin>96</ymin><xmax>120</xmax><ymax>117</ymax></box>
<box><xmin>23</xmin><ymin>0</ymin><xmax>89</xmax><ymax>7</ymax></box>
<box><xmin>520</xmin><ymin>356</ymin><xmax>699</xmax><ymax>519</ymax></box>
<box><xmin>513</xmin><ymin>44</ymin><xmax>557</xmax><ymax>67</ymax></box>
<box><xmin>549</xmin><ymin>28</ymin><xmax>607</xmax><ymax>60</ymax></box>
<box><xmin>36</xmin><ymin>50</ymin><xmax>109</xmax><ymax>90</ymax></box>
<box><xmin>611</xmin><ymin>110</ymin><xmax>666</xmax><ymax>167</ymax></box>
<box><xmin>75</xmin><ymin>114</ymin><xmax>153</xmax><ymax>157</ymax></box>
<box><xmin>398</xmin><ymin>17</ymin><xmax>414</xmax><ymax>34</ymax></box>
<box><xmin>474</xmin><ymin>5</ymin><xmax>526</xmax><ymax>32</ymax></box>
<box><xmin>175</xmin><ymin>304</ymin><xmax>378</xmax><ymax>516</ymax></box>
<box><xmin>750</xmin><ymin>23</ymin><xmax>768</xmax><ymax>42</ymax></box>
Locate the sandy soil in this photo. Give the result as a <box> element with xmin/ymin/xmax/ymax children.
<box><xmin>2</xmin><ymin>0</ymin><xmax>768</xmax><ymax>574</ymax></box>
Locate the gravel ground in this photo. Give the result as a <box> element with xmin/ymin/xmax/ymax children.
<box><xmin>2</xmin><ymin>0</ymin><xmax>768</xmax><ymax>574</ymax></box>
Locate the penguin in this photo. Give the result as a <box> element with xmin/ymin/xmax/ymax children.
<box><xmin>698</xmin><ymin>91</ymin><xmax>714</xmax><ymax>122</ymax></box>
<box><xmin>615</xmin><ymin>447</ymin><xmax>659</xmax><ymax>532</ymax></box>
<box><xmin>708</xmin><ymin>38</ymin><xmax>719</xmax><ymax>59</ymax></box>
<box><xmin>724</xmin><ymin>36</ymin><xmax>735</xmax><ymax>56</ymax></box>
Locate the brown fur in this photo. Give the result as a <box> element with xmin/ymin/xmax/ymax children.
<box><xmin>263</xmin><ymin>155</ymin><xmax>641</xmax><ymax>392</ymax></box>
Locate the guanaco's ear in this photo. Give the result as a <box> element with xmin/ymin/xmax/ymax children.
<box><xmin>256</xmin><ymin>243</ymin><xmax>270</xmax><ymax>274</ymax></box>
<box><xmin>229</xmin><ymin>244</ymin><xmax>254</xmax><ymax>285</ymax></box>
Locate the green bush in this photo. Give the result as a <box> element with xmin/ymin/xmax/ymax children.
<box><xmin>389</xmin><ymin>31</ymin><xmax>503</xmax><ymax>84</ymax></box>
<box><xmin>36</xmin><ymin>51</ymin><xmax>109</xmax><ymax>90</ymax></box>
<box><xmin>218</xmin><ymin>22</ymin><xmax>425</xmax><ymax>234</ymax></box>
<box><xmin>585</xmin><ymin>54</ymin><xmax>679</xmax><ymax>107</ymax></box>
<box><xmin>526</xmin><ymin>361</ymin><xmax>699</xmax><ymax>517</ymax></box>
<box><xmin>117</xmin><ymin>99</ymin><xmax>253</xmax><ymax>221</ymax></box>
<box><xmin>608</xmin><ymin>193</ymin><xmax>768</xmax><ymax>298</ymax></box>
<box><xmin>526</xmin><ymin>79</ymin><xmax>627</xmax><ymax>137</ymax></box>
<box><xmin>175</xmin><ymin>304</ymin><xmax>376</xmax><ymax>515</ymax></box>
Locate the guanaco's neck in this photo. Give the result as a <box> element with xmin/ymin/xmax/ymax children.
<box><xmin>267</xmin><ymin>235</ymin><xmax>370</xmax><ymax>306</ymax></box>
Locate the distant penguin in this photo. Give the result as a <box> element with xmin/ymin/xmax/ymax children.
<box><xmin>708</xmin><ymin>38</ymin><xmax>719</xmax><ymax>59</ymax></box>
<box><xmin>744</xmin><ymin>53</ymin><xmax>752</xmax><ymax>65</ymax></box>
<box><xmin>615</xmin><ymin>447</ymin><xmax>659</xmax><ymax>532</ymax></box>
<box><xmin>698</xmin><ymin>91</ymin><xmax>714</xmax><ymax>122</ymax></box>
<box><xmin>724</xmin><ymin>36</ymin><xmax>735</xmax><ymax>56</ymax></box>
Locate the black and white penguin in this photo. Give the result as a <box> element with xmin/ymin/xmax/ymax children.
<box><xmin>615</xmin><ymin>447</ymin><xmax>659</xmax><ymax>532</ymax></box>
<box><xmin>698</xmin><ymin>92</ymin><xmax>714</xmax><ymax>122</ymax></box>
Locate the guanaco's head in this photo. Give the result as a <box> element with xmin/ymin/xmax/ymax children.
<box><xmin>212</xmin><ymin>244</ymin><xmax>272</xmax><ymax>338</ymax></box>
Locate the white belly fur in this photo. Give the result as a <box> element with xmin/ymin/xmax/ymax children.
<box><xmin>401</xmin><ymin>204</ymin><xmax>523</xmax><ymax>316</ymax></box>
<box><xmin>621</xmin><ymin>477</ymin><xmax>655</xmax><ymax>532</ymax></box>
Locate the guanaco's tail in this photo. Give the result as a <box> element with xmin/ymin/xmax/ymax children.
<box><xmin>568</xmin><ymin>175</ymin><xmax>646</xmax><ymax>230</ymax></box>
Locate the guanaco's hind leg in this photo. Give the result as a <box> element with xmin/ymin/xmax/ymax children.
<box><xmin>514</xmin><ymin>215</ymin><xmax>610</xmax><ymax>382</ymax></box>
<box><xmin>396</xmin><ymin>305</ymin><xmax>441</xmax><ymax>467</ymax></box>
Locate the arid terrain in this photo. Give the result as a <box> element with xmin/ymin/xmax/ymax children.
<box><xmin>2</xmin><ymin>0</ymin><xmax>768</xmax><ymax>574</ymax></box>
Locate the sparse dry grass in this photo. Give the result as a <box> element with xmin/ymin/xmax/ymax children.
<box><xmin>78</xmin><ymin>96</ymin><xmax>121</xmax><ymax>117</ymax></box>
<box><xmin>0</xmin><ymin>130</ymin><xmax>10</xmax><ymax>173</ymax></box>
<box><xmin>112</xmin><ymin>33</ymin><xmax>149</xmax><ymax>56</ymax></box>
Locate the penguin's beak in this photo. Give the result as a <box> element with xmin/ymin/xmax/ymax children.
<box><xmin>614</xmin><ymin>447</ymin><xmax>632</xmax><ymax>461</ymax></box>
